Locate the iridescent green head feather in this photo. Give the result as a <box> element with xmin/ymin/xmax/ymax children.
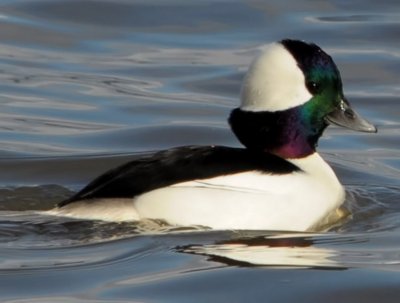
<box><xmin>230</xmin><ymin>39</ymin><xmax>376</xmax><ymax>159</ymax></box>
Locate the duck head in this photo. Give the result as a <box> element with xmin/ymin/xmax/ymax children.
<box><xmin>229</xmin><ymin>39</ymin><xmax>376</xmax><ymax>159</ymax></box>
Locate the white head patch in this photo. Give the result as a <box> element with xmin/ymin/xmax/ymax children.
<box><xmin>240</xmin><ymin>43</ymin><xmax>312</xmax><ymax>112</ymax></box>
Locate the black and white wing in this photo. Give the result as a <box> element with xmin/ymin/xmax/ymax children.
<box><xmin>59</xmin><ymin>145</ymin><xmax>299</xmax><ymax>207</ymax></box>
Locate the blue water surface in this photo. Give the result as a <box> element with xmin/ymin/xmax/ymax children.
<box><xmin>0</xmin><ymin>0</ymin><xmax>399</xmax><ymax>302</ymax></box>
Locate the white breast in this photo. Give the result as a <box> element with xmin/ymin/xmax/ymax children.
<box><xmin>133</xmin><ymin>153</ymin><xmax>345</xmax><ymax>231</ymax></box>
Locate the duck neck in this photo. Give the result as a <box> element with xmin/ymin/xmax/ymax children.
<box><xmin>228</xmin><ymin>107</ymin><xmax>327</xmax><ymax>159</ymax></box>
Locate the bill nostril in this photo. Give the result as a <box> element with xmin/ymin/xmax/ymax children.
<box><xmin>344</xmin><ymin>109</ymin><xmax>355</xmax><ymax>119</ymax></box>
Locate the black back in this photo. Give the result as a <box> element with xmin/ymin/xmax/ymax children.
<box><xmin>59</xmin><ymin>145</ymin><xmax>300</xmax><ymax>207</ymax></box>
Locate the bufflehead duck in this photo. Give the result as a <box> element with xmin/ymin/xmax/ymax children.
<box><xmin>52</xmin><ymin>39</ymin><xmax>376</xmax><ymax>231</ymax></box>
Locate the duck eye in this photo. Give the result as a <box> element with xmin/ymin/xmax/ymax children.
<box><xmin>306</xmin><ymin>81</ymin><xmax>321</xmax><ymax>94</ymax></box>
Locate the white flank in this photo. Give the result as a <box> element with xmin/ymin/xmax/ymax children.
<box><xmin>240</xmin><ymin>42</ymin><xmax>312</xmax><ymax>112</ymax></box>
<box><xmin>49</xmin><ymin>155</ymin><xmax>344</xmax><ymax>231</ymax></box>
<box><xmin>133</xmin><ymin>153</ymin><xmax>345</xmax><ymax>231</ymax></box>
<box><xmin>48</xmin><ymin>198</ymin><xmax>140</xmax><ymax>222</ymax></box>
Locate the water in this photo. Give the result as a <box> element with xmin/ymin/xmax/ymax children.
<box><xmin>0</xmin><ymin>0</ymin><xmax>399</xmax><ymax>301</ymax></box>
